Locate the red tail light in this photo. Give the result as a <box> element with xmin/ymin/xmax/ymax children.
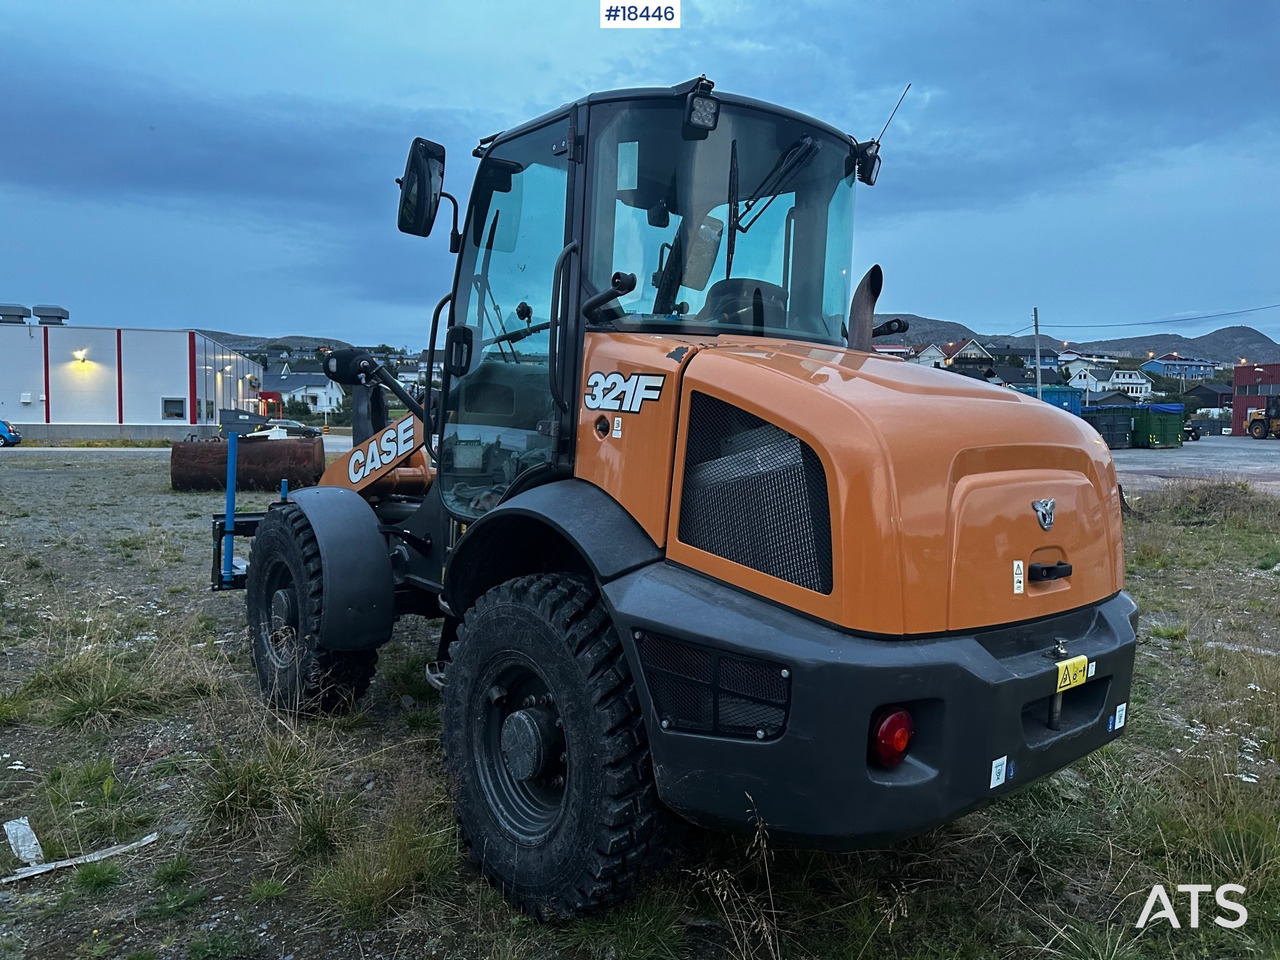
<box><xmin>869</xmin><ymin>707</ymin><xmax>914</xmax><ymax>768</ymax></box>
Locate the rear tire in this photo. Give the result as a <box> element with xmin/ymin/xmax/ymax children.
<box><xmin>245</xmin><ymin>504</ymin><xmax>377</xmax><ymax>714</ymax></box>
<box><xmin>442</xmin><ymin>573</ymin><xmax>664</xmax><ymax>919</ymax></box>
<box><xmin>1250</xmin><ymin>420</ymin><xmax>1268</xmax><ymax>439</ymax></box>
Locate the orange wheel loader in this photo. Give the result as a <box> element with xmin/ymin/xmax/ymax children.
<box><xmin>212</xmin><ymin>77</ymin><xmax>1137</xmax><ymax>920</ymax></box>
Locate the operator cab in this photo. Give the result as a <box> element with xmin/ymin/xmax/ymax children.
<box><xmin>395</xmin><ymin>78</ymin><xmax>881</xmax><ymax>521</ymax></box>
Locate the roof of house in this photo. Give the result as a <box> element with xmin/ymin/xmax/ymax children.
<box><xmin>990</xmin><ymin>366</ymin><xmax>1064</xmax><ymax>386</ymax></box>
<box><xmin>1086</xmin><ymin>390</ymin><xmax>1139</xmax><ymax>406</ymax></box>
<box><xmin>942</xmin><ymin>338</ymin><xmax>991</xmax><ymax>359</ymax></box>
<box><xmin>262</xmin><ymin>373</ymin><xmax>337</xmax><ymax>393</ymax></box>
<box><xmin>1185</xmin><ymin>382</ymin><xmax>1233</xmax><ymax>398</ymax></box>
<box><xmin>985</xmin><ymin>344</ymin><xmax>1060</xmax><ymax>359</ymax></box>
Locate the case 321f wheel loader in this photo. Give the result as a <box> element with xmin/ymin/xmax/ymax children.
<box><xmin>212</xmin><ymin>77</ymin><xmax>1137</xmax><ymax>920</ymax></box>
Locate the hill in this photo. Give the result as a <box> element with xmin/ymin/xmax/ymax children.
<box><xmin>198</xmin><ymin>330</ymin><xmax>354</xmax><ymax>354</ymax></box>
<box><xmin>872</xmin><ymin>317</ymin><xmax>1280</xmax><ymax>364</ymax></box>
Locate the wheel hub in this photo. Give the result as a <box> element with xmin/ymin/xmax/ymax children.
<box><xmin>270</xmin><ymin>588</ymin><xmax>297</xmax><ymax>631</ymax></box>
<box><xmin>500</xmin><ymin>706</ymin><xmax>560</xmax><ymax>782</ymax></box>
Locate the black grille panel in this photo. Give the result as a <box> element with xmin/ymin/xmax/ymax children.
<box><xmin>636</xmin><ymin>632</ymin><xmax>791</xmax><ymax>739</ymax></box>
<box><xmin>678</xmin><ymin>392</ymin><xmax>833</xmax><ymax>594</ymax></box>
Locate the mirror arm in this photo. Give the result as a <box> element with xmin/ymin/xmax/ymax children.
<box><xmin>581</xmin><ymin>272</ymin><xmax>637</xmax><ymax>322</ymax></box>
<box><xmin>441</xmin><ymin>192</ymin><xmax>462</xmax><ymax>253</ymax></box>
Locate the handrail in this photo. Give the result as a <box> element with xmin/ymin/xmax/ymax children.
<box><xmin>422</xmin><ymin>293</ymin><xmax>451</xmax><ymax>463</ymax></box>
<box><xmin>547</xmin><ymin>241</ymin><xmax>578</xmax><ymax>414</ymax></box>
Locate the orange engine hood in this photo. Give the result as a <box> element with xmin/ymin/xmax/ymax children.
<box><xmin>667</xmin><ymin>340</ymin><xmax>1124</xmax><ymax>636</ymax></box>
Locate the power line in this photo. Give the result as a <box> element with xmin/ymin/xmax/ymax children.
<box><xmin>1038</xmin><ymin>302</ymin><xmax>1280</xmax><ymax>332</ymax></box>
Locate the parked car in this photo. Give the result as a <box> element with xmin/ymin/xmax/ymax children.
<box><xmin>0</xmin><ymin>420</ymin><xmax>22</xmax><ymax>447</ymax></box>
<box><xmin>254</xmin><ymin>418</ymin><xmax>321</xmax><ymax>438</ymax></box>
<box><xmin>1183</xmin><ymin>423</ymin><xmax>1201</xmax><ymax>442</ymax></box>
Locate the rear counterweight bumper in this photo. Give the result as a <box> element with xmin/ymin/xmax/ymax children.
<box><xmin>602</xmin><ymin>562</ymin><xmax>1137</xmax><ymax>847</ymax></box>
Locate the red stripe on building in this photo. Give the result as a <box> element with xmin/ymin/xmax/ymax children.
<box><xmin>42</xmin><ymin>326</ymin><xmax>51</xmax><ymax>423</ymax></box>
<box><xmin>188</xmin><ymin>331</ymin><xmax>198</xmax><ymax>425</ymax></box>
<box><xmin>116</xmin><ymin>329</ymin><xmax>124</xmax><ymax>424</ymax></box>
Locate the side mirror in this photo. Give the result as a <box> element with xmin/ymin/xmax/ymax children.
<box><xmin>397</xmin><ymin>138</ymin><xmax>446</xmax><ymax>237</ymax></box>
<box><xmin>682</xmin><ymin>215</ymin><xmax>724</xmax><ymax>292</ymax></box>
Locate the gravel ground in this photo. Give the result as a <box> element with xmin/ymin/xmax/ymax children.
<box><xmin>0</xmin><ymin>451</ymin><xmax>458</xmax><ymax>960</ymax></box>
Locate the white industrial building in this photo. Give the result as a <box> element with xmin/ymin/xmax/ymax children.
<box><xmin>0</xmin><ymin>309</ymin><xmax>261</xmax><ymax>440</ymax></box>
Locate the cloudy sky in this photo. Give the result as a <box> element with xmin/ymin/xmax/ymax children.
<box><xmin>2</xmin><ymin>0</ymin><xmax>1277</xmax><ymax>348</ymax></box>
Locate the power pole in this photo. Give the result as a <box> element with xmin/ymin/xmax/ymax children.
<box><xmin>1033</xmin><ymin>307</ymin><xmax>1043</xmax><ymax>401</ymax></box>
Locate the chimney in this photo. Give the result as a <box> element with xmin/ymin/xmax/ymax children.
<box><xmin>32</xmin><ymin>304</ymin><xmax>69</xmax><ymax>325</ymax></box>
<box><xmin>0</xmin><ymin>304</ymin><xmax>31</xmax><ymax>324</ymax></box>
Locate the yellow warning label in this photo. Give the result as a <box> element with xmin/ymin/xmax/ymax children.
<box><xmin>1055</xmin><ymin>655</ymin><xmax>1089</xmax><ymax>693</ymax></box>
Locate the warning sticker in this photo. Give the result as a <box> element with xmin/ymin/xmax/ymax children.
<box><xmin>990</xmin><ymin>755</ymin><xmax>1008</xmax><ymax>789</ymax></box>
<box><xmin>1115</xmin><ymin>702</ymin><xmax>1127</xmax><ymax>729</ymax></box>
<box><xmin>1013</xmin><ymin>560</ymin><xmax>1025</xmax><ymax>595</ymax></box>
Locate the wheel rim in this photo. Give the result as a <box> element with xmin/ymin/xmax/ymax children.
<box><xmin>259</xmin><ymin>559</ymin><xmax>301</xmax><ymax>669</ymax></box>
<box><xmin>474</xmin><ymin>654</ymin><xmax>567</xmax><ymax>845</ymax></box>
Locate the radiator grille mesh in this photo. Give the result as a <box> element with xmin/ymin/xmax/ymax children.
<box><xmin>637</xmin><ymin>632</ymin><xmax>791</xmax><ymax>739</ymax></box>
<box><xmin>678</xmin><ymin>392</ymin><xmax>832</xmax><ymax>594</ymax></box>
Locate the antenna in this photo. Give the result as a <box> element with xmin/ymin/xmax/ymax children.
<box><xmin>876</xmin><ymin>83</ymin><xmax>911</xmax><ymax>144</ymax></box>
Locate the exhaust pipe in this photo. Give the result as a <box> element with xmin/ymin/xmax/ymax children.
<box><xmin>847</xmin><ymin>264</ymin><xmax>883</xmax><ymax>353</ymax></box>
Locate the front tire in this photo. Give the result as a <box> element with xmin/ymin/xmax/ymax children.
<box><xmin>245</xmin><ymin>504</ymin><xmax>377</xmax><ymax>714</ymax></box>
<box><xmin>1250</xmin><ymin>420</ymin><xmax>1268</xmax><ymax>439</ymax></box>
<box><xmin>442</xmin><ymin>573</ymin><xmax>664</xmax><ymax>919</ymax></box>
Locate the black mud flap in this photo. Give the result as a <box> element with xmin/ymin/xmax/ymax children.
<box><xmin>289</xmin><ymin>487</ymin><xmax>395</xmax><ymax>651</ymax></box>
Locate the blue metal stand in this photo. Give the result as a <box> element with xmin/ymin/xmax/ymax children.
<box><xmin>221</xmin><ymin>431</ymin><xmax>238</xmax><ymax>586</ymax></box>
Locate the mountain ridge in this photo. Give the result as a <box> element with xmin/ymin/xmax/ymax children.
<box><xmin>873</xmin><ymin>317</ymin><xmax>1280</xmax><ymax>364</ymax></box>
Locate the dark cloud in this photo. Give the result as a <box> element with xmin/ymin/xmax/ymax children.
<box><xmin>682</xmin><ymin>1</ymin><xmax>1280</xmax><ymax>216</ymax></box>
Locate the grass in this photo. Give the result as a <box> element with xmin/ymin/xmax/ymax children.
<box><xmin>72</xmin><ymin>861</ymin><xmax>122</xmax><ymax>892</ymax></box>
<box><xmin>198</xmin><ymin>733</ymin><xmax>325</xmax><ymax>836</ymax></box>
<box><xmin>185</xmin><ymin>931</ymin><xmax>249</xmax><ymax>960</ymax></box>
<box><xmin>2</xmin><ymin>454</ymin><xmax>1279</xmax><ymax>958</ymax></box>
<box><xmin>308</xmin><ymin>783</ymin><xmax>458</xmax><ymax>927</ymax></box>
<box><xmin>152</xmin><ymin>854</ymin><xmax>196</xmax><ymax>887</ymax></box>
<box><xmin>248</xmin><ymin>877</ymin><xmax>288</xmax><ymax>902</ymax></box>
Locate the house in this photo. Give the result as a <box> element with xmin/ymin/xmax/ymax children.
<box><xmin>908</xmin><ymin>343</ymin><xmax>948</xmax><ymax>367</ymax></box>
<box><xmin>991</xmin><ymin>366</ymin><xmax>1065</xmax><ymax>388</ymax></box>
<box><xmin>1060</xmin><ymin>355</ymin><xmax>1119</xmax><ymax>381</ymax></box>
<box><xmin>1140</xmin><ymin>353</ymin><xmax>1216</xmax><ymax>381</ymax></box>
<box><xmin>941</xmin><ymin>339</ymin><xmax>993</xmax><ymax>364</ymax></box>
<box><xmin>1107</xmin><ymin>369</ymin><xmax>1154</xmax><ymax>399</ymax></box>
<box><xmin>260</xmin><ymin>368</ymin><xmax>345</xmax><ymax>413</ymax></box>
<box><xmin>984</xmin><ymin>344</ymin><xmax>1060</xmax><ymax>369</ymax></box>
<box><xmin>417</xmin><ymin>349</ymin><xmax>445</xmax><ymax>385</ymax></box>
<box><xmin>1183</xmin><ymin>382</ymin><xmax>1233</xmax><ymax>414</ymax></box>
<box><xmin>1065</xmin><ymin>365</ymin><xmax>1112</xmax><ymax>393</ymax></box>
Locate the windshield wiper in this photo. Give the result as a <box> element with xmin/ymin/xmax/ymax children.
<box><xmin>738</xmin><ymin>135</ymin><xmax>819</xmax><ymax>233</ymax></box>
<box><xmin>726</xmin><ymin>135</ymin><xmax>818</xmax><ymax>278</ymax></box>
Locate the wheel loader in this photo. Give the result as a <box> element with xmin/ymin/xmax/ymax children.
<box><xmin>212</xmin><ymin>77</ymin><xmax>1137</xmax><ymax>919</ymax></box>
<box><xmin>1247</xmin><ymin>397</ymin><xmax>1280</xmax><ymax>438</ymax></box>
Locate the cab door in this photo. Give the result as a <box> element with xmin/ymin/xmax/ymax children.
<box><xmin>439</xmin><ymin>115</ymin><xmax>574</xmax><ymax>520</ymax></box>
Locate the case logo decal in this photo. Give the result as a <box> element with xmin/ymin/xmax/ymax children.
<box><xmin>348</xmin><ymin>418</ymin><xmax>417</xmax><ymax>484</ymax></box>
<box><xmin>584</xmin><ymin>372</ymin><xmax>666</xmax><ymax>413</ymax></box>
<box><xmin>1032</xmin><ymin>498</ymin><xmax>1056</xmax><ymax>531</ymax></box>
